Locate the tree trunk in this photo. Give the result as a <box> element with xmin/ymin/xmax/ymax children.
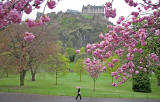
<box><xmin>6</xmin><ymin>72</ymin><xmax>8</xmax><ymax>77</ymax></box>
<box><xmin>158</xmin><ymin>77</ymin><xmax>160</xmax><ymax>86</ymax></box>
<box><xmin>80</xmin><ymin>70</ymin><xmax>81</xmax><ymax>82</ymax></box>
<box><xmin>5</xmin><ymin>70</ymin><xmax>8</xmax><ymax>77</ymax></box>
<box><xmin>0</xmin><ymin>71</ymin><xmax>5</xmax><ymax>80</ymax></box>
<box><xmin>56</xmin><ymin>71</ymin><xmax>58</xmax><ymax>85</ymax></box>
<box><xmin>31</xmin><ymin>68</ymin><xmax>36</xmax><ymax>81</ymax></box>
<box><xmin>93</xmin><ymin>79</ymin><xmax>96</xmax><ymax>91</ymax></box>
<box><xmin>32</xmin><ymin>73</ymin><xmax>36</xmax><ymax>81</ymax></box>
<box><xmin>111</xmin><ymin>68</ymin><xmax>113</xmax><ymax>83</ymax></box>
<box><xmin>20</xmin><ymin>70</ymin><xmax>26</xmax><ymax>86</ymax></box>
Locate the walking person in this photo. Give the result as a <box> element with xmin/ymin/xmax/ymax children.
<box><xmin>75</xmin><ymin>86</ymin><xmax>82</xmax><ymax>101</ymax></box>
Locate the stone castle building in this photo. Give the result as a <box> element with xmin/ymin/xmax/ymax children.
<box><xmin>82</xmin><ymin>5</ymin><xmax>105</xmax><ymax>17</ymax></box>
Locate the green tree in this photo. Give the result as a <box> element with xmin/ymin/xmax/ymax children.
<box><xmin>47</xmin><ymin>53</ymin><xmax>69</xmax><ymax>85</ymax></box>
<box><xmin>74</xmin><ymin>47</ymin><xmax>88</xmax><ymax>81</ymax></box>
<box><xmin>74</xmin><ymin>58</ymin><xmax>86</xmax><ymax>82</ymax></box>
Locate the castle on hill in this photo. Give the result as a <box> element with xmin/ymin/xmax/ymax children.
<box><xmin>82</xmin><ymin>5</ymin><xmax>105</xmax><ymax>17</ymax></box>
<box><xmin>37</xmin><ymin>5</ymin><xmax>106</xmax><ymax>19</ymax></box>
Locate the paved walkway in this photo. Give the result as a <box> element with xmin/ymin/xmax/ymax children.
<box><xmin>0</xmin><ymin>92</ymin><xmax>160</xmax><ymax>102</ymax></box>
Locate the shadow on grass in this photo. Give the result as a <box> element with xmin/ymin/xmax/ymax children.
<box><xmin>0</xmin><ymin>85</ymin><xmax>35</xmax><ymax>90</ymax></box>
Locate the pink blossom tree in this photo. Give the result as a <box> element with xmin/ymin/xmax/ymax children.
<box><xmin>84</xmin><ymin>58</ymin><xmax>104</xmax><ymax>91</ymax></box>
<box><xmin>85</xmin><ymin>0</ymin><xmax>160</xmax><ymax>88</ymax></box>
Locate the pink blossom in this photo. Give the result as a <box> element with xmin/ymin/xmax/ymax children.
<box><xmin>105</xmin><ymin>2</ymin><xmax>112</xmax><ymax>7</ymax></box>
<box><xmin>157</xmin><ymin>64</ymin><xmax>160</xmax><ymax>66</ymax></box>
<box><xmin>155</xmin><ymin>30</ymin><xmax>160</xmax><ymax>36</ymax></box>
<box><xmin>26</xmin><ymin>19</ymin><xmax>35</xmax><ymax>27</ymax></box>
<box><xmin>24</xmin><ymin>32</ymin><xmax>35</xmax><ymax>43</ymax></box>
<box><xmin>115</xmin><ymin>75</ymin><xmax>120</xmax><ymax>80</ymax></box>
<box><xmin>135</xmin><ymin>70</ymin><xmax>139</xmax><ymax>75</ymax></box>
<box><xmin>122</xmin><ymin>76</ymin><xmax>127</xmax><ymax>82</ymax></box>
<box><xmin>105</xmin><ymin>6</ymin><xmax>116</xmax><ymax>18</ymax></box>
<box><xmin>24</xmin><ymin>4</ymin><xmax>32</xmax><ymax>14</ymax></box>
<box><xmin>40</xmin><ymin>15</ymin><xmax>50</xmax><ymax>22</ymax></box>
<box><xmin>104</xmin><ymin>51</ymin><xmax>112</xmax><ymax>58</ymax></box>
<box><xmin>150</xmin><ymin>53</ymin><xmax>159</xmax><ymax>62</ymax></box>
<box><xmin>84</xmin><ymin>59</ymin><xmax>103</xmax><ymax>80</ymax></box>
<box><xmin>34</xmin><ymin>19</ymin><xmax>43</xmax><ymax>27</ymax></box>
<box><xmin>115</xmin><ymin>48</ymin><xmax>124</xmax><ymax>56</ymax></box>
<box><xmin>118</xmin><ymin>68</ymin><xmax>123</xmax><ymax>73</ymax></box>
<box><xmin>87</xmin><ymin>49</ymin><xmax>91</xmax><ymax>53</ymax></box>
<box><xmin>112</xmin><ymin>59</ymin><xmax>119</xmax><ymax>63</ymax></box>
<box><xmin>86</xmin><ymin>44</ymin><xmax>92</xmax><ymax>49</ymax></box>
<box><xmin>108</xmin><ymin>62</ymin><xmax>114</xmax><ymax>68</ymax></box>
<box><xmin>91</xmin><ymin>44</ymin><xmax>96</xmax><ymax>50</ymax></box>
<box><xmin>122</xmin><ymin>64</ymin><xmax>128</xmax><ymax>70</ymax></box>
<box><xmin>76</xmin><ymin>50</ymin><xmax>80</xmax><ymax>54</ymax></box>
<box><xmin>112</xmin><ymin>83</ymin><xmax>118</xmax><ymax>87</ymax></box>
<box><xmin>99</xmin><ymin>33</ymin><xmax>104</xmax><ymax>39</ymax></box>
<box><xmin>137</xmin><ymin>48</ymin><xmax>143</xmax><ymax>54</ymax></box>
<box><xmin>138</xmin><ymin>66</ymin><xmax>143</xmax><ymax>70</ymax></box>
<box><xmin>128</xmin><ymin>61</ymin><xmax>135</xmax><ymax>68</ymax></box>
<box><xmin>14</xmin><ymin>1</ymin><xmax>24</xmax><ymax>11</ymax></box>
<box><xmin>117</xmin><ymin>16</ymin><xmax>124</xmax><ymax>24</ymax></box>
<box><xmin>47</xmin><ymin>0</ymin><xmax>56</xmax><ymax>9</ymax></box>
<box><xmin>129</xmin><ymin>68</ymin><xmax>134</xmax><ymax>73</ymax></box>
<box><xmin>103</xmin><ymin>66</ymin><xmax>106</xmax><ymax>71</ymax></box>
<box><xmin>141</xmin><ymin>40</ymin><xmax>147</xmax><ymax>46</ymax></box>
<box><xmin>123</xmin><ymin>73</ymin><xmax>127</xmax><ymax>76</ymax></box>
<box><xmin>131</xmin><ymin>12</ymin><xmax>139</xmax><ymax>17</ymax></box>
<box><xmin>34</xmin><ymin>0</ymin><xmax>43</xmax><ymax>5</ymax></box>
<box><xmin>128</xmin><ymin>74</ymin><xmax>132</xmax><ymax>78</ymax></box>
<box><xmin>8</xmin><ymin>9</ymin><xmax>22</xmax><ymax>23</ymax></box>
<box><xmin>84</xmin><ymin>58</ymin><xmax>90</xmax><ymax>64</ymax></box>
<box><xmin>144</xmin><ymin>68</ymin><xmax>147</xmax><ymax>72</ymax></box>
<box><xmin>133</xmin><ymin>48</ymin><xmax>137</xmax><ymax>52</ymax></box>
<box><xmin>107</xmin><ymin>25</ymin><xmax>113</xmax><ymax>29</ymax></box>
<box><xmin>118</xmin><ymin>81</ymin><xmax>123</xmax><ymax>85</ymax></box>
<box><xmin>127</xmin><ymin>53</ymin><xmax>134</xmax><ymax>61</ymax></box>
<box><xmin>112</xmin><ymin>72</ymin><xmax>118</xmax><ymax>76</ymax></box>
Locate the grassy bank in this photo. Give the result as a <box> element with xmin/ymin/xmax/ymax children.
<box><xmin>0</xmin><ymin>72</ymin><xmax>160</xmax><ymax>99</ymax></box>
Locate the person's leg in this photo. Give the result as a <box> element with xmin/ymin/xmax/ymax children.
<box><xmin>76</xmin><ymin>94</ymin><xmax>79</xmax><ymax>100</ymax></box>
<box><xmin>80</xmin><ymin>94</ymin><xmax>82</xmax><ymax>100</ymax></box>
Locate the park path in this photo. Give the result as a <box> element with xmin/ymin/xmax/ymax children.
<box><xmin>0</xmin><ymin>92</ymin><xmax>160</xmax><ymax>102</ymax></box>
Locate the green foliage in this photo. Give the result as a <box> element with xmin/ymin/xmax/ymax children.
<box><xmin>46</xmin><ymin>12</ymin><xmax>112</xmax><ymax>49</ymax></box>
<box><xmin>74</xmin><ymin>58</ymin><xmax>86</xmax><ymax>74</ymax></box>
<box><xmin>61</xmin><ymin>17</ymin><xmax>78</xmax><ymax>26</ymax></box>
<box><xmin>81</xmin><ymin>15</ymin><xmax>93</xmax><ymax>19</ymax></box>
<box><xmin>132</xmin><ymin>71</ymin><xmax>151</xmax><ymax>93</ymax></box>
<box><xmin>46</xmin><ymin>53</ymin><xmax>69</xmax><ymax>76</ymax></box>
<box><xmin>80</xmin><ymin>47</ymin><xmax>85</xmax><ymax>53</ymax></box>
<box><xmin>155</xmin><ymin>66</ymin><xmax>160</xmax><ymax>79</ymax></box>
<box><xmin>103</xmin><ymin>55</ymin><xmax>121</xmax><ymax>74</ymax></box>
<box><xmin>56</xmin><ymin>41</ymin><xmax>64</xmax><ymax>53</ymax></box>
<box><xmin>102</xmin><ymin>24</ymin><xmax>109</xmax><ymax>33</ymax></box>
<box><xmin>65</xmin><ymin>47</ymin><xmax>76</xmax><ymax>62</ymax></box>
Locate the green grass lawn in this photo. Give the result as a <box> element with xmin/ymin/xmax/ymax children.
<box><xmin>0</xmin><ymin>72</ymin><xmax>160</xmax><ymax>99</ymax></box>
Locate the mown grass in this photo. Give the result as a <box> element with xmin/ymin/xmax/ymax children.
<box><xmin>0</xmin><ymin>72</ymin><xmax>160</xmax><ymax>99</ymax></box>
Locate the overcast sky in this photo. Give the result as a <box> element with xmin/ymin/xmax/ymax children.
<box><xmin>22</xmin><ymin>0</ymin><xmax>157</xmax><ymax>24</ymax></box>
